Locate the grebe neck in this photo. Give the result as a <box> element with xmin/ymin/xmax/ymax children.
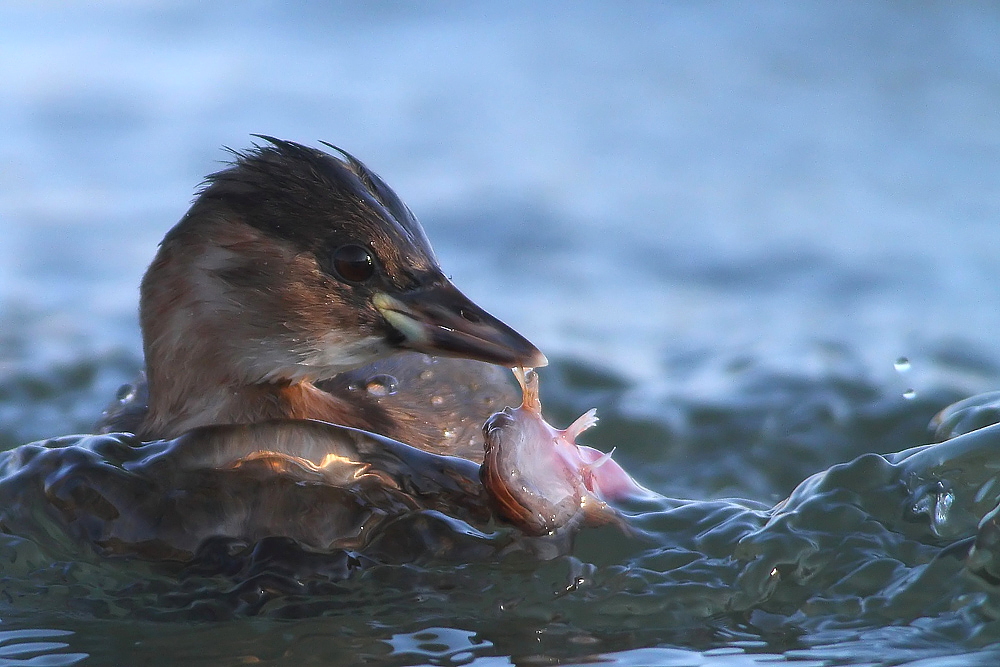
<box><xmin>138</xmin><ymin>380</ymin><xmax>360</xmax><ymax>441</ymax></box>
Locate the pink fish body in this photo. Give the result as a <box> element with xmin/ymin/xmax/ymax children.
<box><xmin>480</xmin><ymin>368</ymin><xmax>651</xmax><ymax>536</ymax></box>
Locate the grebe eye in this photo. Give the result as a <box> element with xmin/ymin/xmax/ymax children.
<box><xmin>331</xmin><ymin>244</ymin><xmax>375</xmax><ymax>283</ymax></box>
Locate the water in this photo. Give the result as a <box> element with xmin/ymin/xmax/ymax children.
<box><xmin>2</xmin><ymin>1</ymin><xmax>1000</xmax><ymax>665</ymax></box>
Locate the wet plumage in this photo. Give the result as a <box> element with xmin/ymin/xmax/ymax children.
<box><xmin>103</xmin><ymin>138</ymin><xmax>544</xmax><ymax>454</ymax></box>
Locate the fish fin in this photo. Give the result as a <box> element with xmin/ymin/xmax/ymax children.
<box><xmin>564</xmin><ymin>408</ymin><xmax>598</xmax><ymax>441</ymax></box>
<box><xmin>590</xmin><ymin>447</ymin><xmax>616</xmax><ymax>469</ymax></box>
<box><xmin>577</xmin><ymin>445</ymin><xmax>615</xmax><ymax>495</ymax></box>
<box><xmin>513</xmin><ymin>367</ymin><xmax>542</xmax><ymax>413</ymax></box>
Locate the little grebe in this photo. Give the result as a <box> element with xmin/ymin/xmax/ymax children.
<box><xmin>0</xmin><ymin>139</ymin><xmax>619</xmax><ymax>563</ymax></box>
<box><xmin>109</xmin><ymin>138</ymin><xmax>545</xmax><ymax>450</ymax></box>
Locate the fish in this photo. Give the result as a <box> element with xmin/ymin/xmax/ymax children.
<box><xmin>480</xmin><ymin>367</ymin><xmax>653</xmax><ymax>536</ymax></box>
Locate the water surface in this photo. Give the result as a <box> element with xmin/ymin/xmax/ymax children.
<box><xmin>2</xmin><ymin>2</ymin><xmax>1000</xmax><ymax>665</ymax></box>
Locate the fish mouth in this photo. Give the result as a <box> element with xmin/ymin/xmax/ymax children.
<box><xmin>482</xmin><ymin>410</ymin><xmax>516</xmax><ymax>447</ymax></box>
<box><xmin>373</xmin><ymin>283</ymin><xmax>547</xmax><ymax>369</ymax></box>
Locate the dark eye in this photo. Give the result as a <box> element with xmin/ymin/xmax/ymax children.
<box><xmin>330</xmin><ymin>244</ymin><xmax>375</xmax><ymax>283</ymax></box>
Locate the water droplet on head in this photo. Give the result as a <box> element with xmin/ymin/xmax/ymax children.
<box><xmin>430</xmin><ymin>395</ymin><xmax>444</xmax><ymax>406</ymax></box>
<box><xmin>903</xmin><ymin>389</ymin><xmax>917</xmax><ymax>400</ymax></box>
<box><xmin>419</xmin><ymin>370</ymin><xmax>433</xmax><ymax>381</ymax></box>
<box><xmin>443</xmin><ymin>428</ymin><xmax>456</xmax><ymax>439</ymax></box>
<box><xmin>365</xmin><ymin>374</ymin><xmax>398</xmax><ymax>397</ymax></box>
<box><xmin>894</xmin><ymin>357</ymin><xmax>911</xmax><ymax>372</ymax></box>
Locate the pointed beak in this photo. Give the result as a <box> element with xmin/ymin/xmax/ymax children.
<box><xmin>373</xmin><ymin>283</ymin><xmax>547</xmax><ymax>369</ymax></box>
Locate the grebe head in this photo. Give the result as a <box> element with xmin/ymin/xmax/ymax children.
<box><xmin>138</xmin><ymin>137</ymin><xmax>545</xmax><ymax>439</ymax></box>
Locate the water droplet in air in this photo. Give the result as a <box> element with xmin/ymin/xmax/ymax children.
<box><xmin>934</xmin><ymin>489</ymin><xmax>955</xmax><ymax>530</ymax></box>
<box><xmin>365</xmin><ymin>374</ymin><xmax>398</xmax><ymax>397</ymax></box>
<box><xmin>894</xmin><ymin>357</ymin><xmax>911</xmax><ymax>372</ymax></box>
<box><xmin>903</xmin><ymin>389</ymin><xmax>917</xmax><ymax>400</ymax></box>
<box><xmin>915</xmin><ymin>482</ymin><xmax>959</xmax><ymax>538</ymax></box>
<box><xmin>913</xmin><ymin>493</ymin><xmax>933</xmax><ymax>516</ymax></box>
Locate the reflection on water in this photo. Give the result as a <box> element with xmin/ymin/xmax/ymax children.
<box><xmin>386</xmin><ymin>628</ymin><xmax>493</xmax><ymax>665</ymax></box>
<box><xmin>0</xmin><ymin>628</ymin><xmax>86</xmax><ymax>666</ymax></box>
<box><xmin>3</xmin><ymin>359</ymin><xmax>1000</xmax><ymax>665</ymax></box>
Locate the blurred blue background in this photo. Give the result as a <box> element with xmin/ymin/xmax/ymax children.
<box><xmin>2</xmin><ymin>0</ymin><xmax>1000</xmax><ymax>437</ymax></box>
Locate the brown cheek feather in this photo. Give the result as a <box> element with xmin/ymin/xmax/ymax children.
<box><xmin>278</xmin><ymin>256</ymin><xmax>352</xmax><ymax>339</ymax></box>
<box><xmin>139</xmin><ymin>218</ymin><xmax>385</xmax><ymax>439</ymax></box>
